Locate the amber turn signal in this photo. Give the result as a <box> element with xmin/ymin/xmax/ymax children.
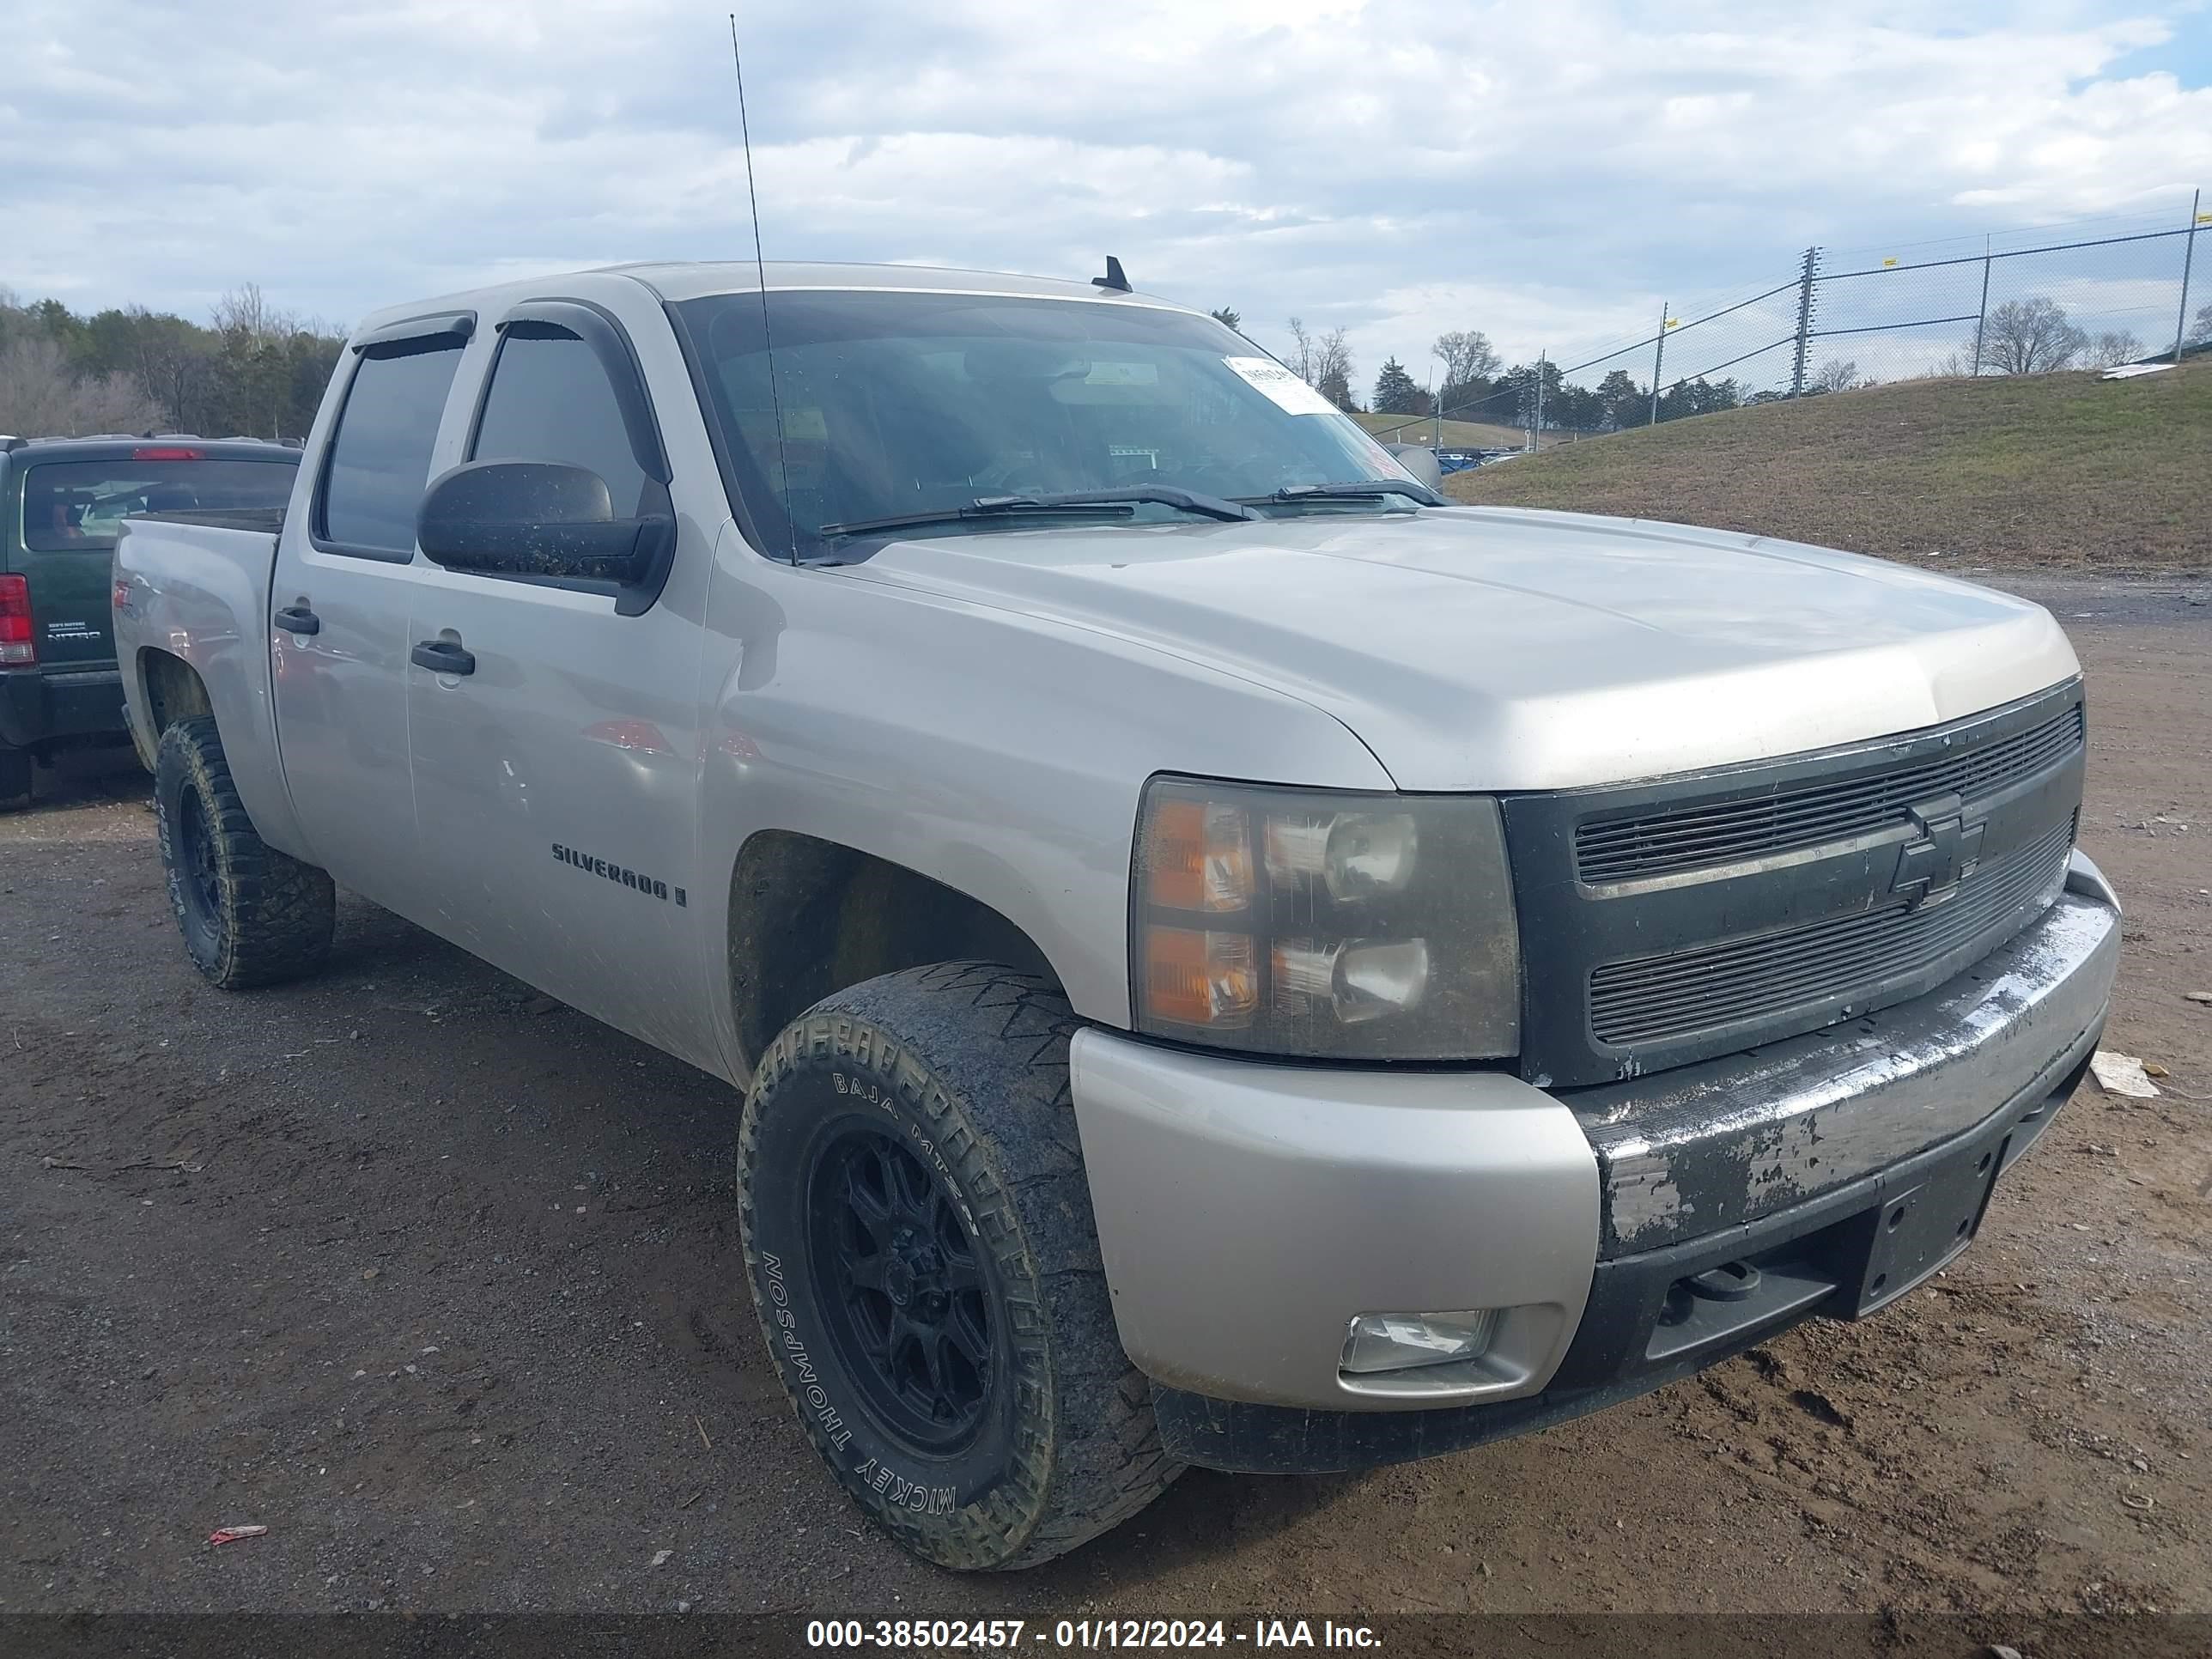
<box><xmin>1142</xmin><ymin>797</ymin><xmax>1253</xmax><ymax>912</ymax></box>
<box><xmin>1142</xmin><ymin>927</ymin><xmax>1258</xmax><ymax>1029</ymax></box>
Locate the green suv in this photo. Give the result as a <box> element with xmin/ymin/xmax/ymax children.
<box><xmin>0</xmin><ymin>435</ymin><xmax>298</xmax><ymax>809</ymax></box>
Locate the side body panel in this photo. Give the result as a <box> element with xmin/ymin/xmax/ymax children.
<box><xmin>265</xmin><ymin>538</ymin><xmax>422</xmax><ymax>896</ymax></box>
<box><xmin>263</xmin><ymin>329</ymin><xmax>484</xmax><ymax>915</ymax></box>
<box><xmin>112</xmin><ymin>518</ymin><xmax>309</xmax><ymax>855</ymax></box>
<box><xmin>690</xmin><ymin>541</ymin><xmax>1398</xmax><ymax>1081</ymax></box>
<box><xmin>402</xmin><ymin>279</ymin><xmax>722</xmax><ymax>1069</ymax></box>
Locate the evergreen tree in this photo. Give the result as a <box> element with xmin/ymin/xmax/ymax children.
<box><xmin>1371</xmin><ymin>356</ymin><xmax>1425</xmax><ymax>414</ymax></box>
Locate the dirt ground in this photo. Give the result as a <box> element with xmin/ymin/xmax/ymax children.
<box><xmin>2</xmin><ymin>573</ymin><xmax>2208</xmax><ymax>1639</ymax></box>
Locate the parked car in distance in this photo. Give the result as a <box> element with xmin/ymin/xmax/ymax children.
<box><xmin>110</xmin><ymin>261</ymin><xmax>2118</xmax><ymax>1571</ymax></box>
<box><xmin>0</xmin><ymin>434</ymin><xmax>298</xmax><ymax>808</ymax></box>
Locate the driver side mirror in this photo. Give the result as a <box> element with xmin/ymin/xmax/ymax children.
<box><xmin>417</xmin><ymin>460</ymin><xmax>672</xmax><ymax>588</ymax></box>
<box><xmin>1382</xmin><ymin>445</ymin><xmax>1445</xmax><ymax>491</ymax></box>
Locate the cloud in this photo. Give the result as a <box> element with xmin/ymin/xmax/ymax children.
<box><xmin>1</xmin><ymin>0</ymin><xmax>2205</xmax><ymax>398</ymax></box>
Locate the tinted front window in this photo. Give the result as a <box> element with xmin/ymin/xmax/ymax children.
<box><xmin>319</xmin><ymin>343</ymin><xmax>465</xmax><ymax>555</ymax></box>
<box><xmin>675</xmin><ymin>291</ymin><xmax>1409</xmax><ymax>556</ymax></box>
<box><xmin>471</xmin><ymin>331</ymin><xmax>650</xmax><ymax>515</ymax></box>
<box><xmin>22</xmin><ymin>459</ymin><xmax>295</xmax><ymax>551</ymax></box>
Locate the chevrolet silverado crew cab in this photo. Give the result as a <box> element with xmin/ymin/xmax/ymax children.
<box><xmin>111</xmin><ymin>261</ymin><xmax>2119</xmax><ymax>1571</ymax></box>
<box><xmin>0</xmin><ymin>434</ymin><xmax>295</xmax><ymax>808</ymax></box>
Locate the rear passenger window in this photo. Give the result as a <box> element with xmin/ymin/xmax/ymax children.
<box><xmin>317</xmin><ymin>342</ymin><xmax>465</xmax><ymax>558</ymax></box>
<box><xmin>470</xmin><ymin>331</ymin><xmax>651</xmax><ymax>515</ymax></box>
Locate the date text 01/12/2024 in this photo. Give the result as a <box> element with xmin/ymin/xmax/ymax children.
<box><xmin>804</xmin><ymin>1619</ymin><xmax>1382</xmax><ymax>1649</ymax></box>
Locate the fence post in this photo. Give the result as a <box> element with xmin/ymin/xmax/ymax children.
<box><xmin>1789</xmin><ymin>246</ymin><xmax>1820</xmax><ymax>398</ymax></box>
<box><xmin>1972</xmin><ymin>235</ymin><xmax>1992</xmax><ymax>375</ymax></box>
<box><xmin>2175</xmin><ymin>189</ymin><xmax>2203</xmax><ymax>368</ymax></box>
<box><xmin>1649</xmin><ymin>303</ymin><xmax>1668</xmax><ymax>426</ymax></box>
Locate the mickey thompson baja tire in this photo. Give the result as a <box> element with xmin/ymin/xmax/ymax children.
<box><xmin>153</xmin><ymin>717</ymin><xmax>335</xmax><ymax>989</ymax></box>
<box><xmin>738</xmin><ymin>962</ymin><xmax>1182</xmax><ymax>1570</ymax></box>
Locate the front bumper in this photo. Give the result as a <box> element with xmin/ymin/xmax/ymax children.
<box><xmin>1068</xmin><ymin>851</ymin><xmax>2119</xmax><ymax>1469</ymax></box>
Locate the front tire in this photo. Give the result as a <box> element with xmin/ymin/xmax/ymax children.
<box><xmin>738</xmin><ymin>962</ymin><xmax>1181</xmax><ymax>1570</ymax></box>
<box><xmin>153</xmin><ymin>717</ymin><xmax>335</xmax><ymax>988</ymax></box>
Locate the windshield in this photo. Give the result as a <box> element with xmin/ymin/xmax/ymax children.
<box><xmin>674</xmin><ymin>290</ymin><xmax>1416</xmax><ymax>556</ymax></box>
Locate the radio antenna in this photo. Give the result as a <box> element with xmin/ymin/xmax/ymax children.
<box><xmin>729</xmin><ymin>12</ymin><xmax>797</xmax><ymax>563</ymax></box>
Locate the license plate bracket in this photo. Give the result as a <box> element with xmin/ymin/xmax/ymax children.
<box><xmin>1850</xmin><ymin>1133</ymin><xmax>2008</xmax><ymax>1316</ymax></box>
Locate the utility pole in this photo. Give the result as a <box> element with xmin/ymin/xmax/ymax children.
<box><xmin>1649</xmin><ymin>304</ymin><xmax>1668</xmax><ymax>427</ymax></box>
<box><xmin>2174</xmin><ymin>189</ymin><xmax>2203</xmax><ymax>368</ymax></box>
<box><xmin>1431</xmin><ymin>365</ymin><xmax>1442</xmax><ymax>447</ymax></box>
<box><xmin>1789</xmin><ymin>246</ymin><xmax>1820</xmax><ymax>398</ymax></box>
<box><xmin>1972</xmin><ymin>234</ymin><xmax>1992</xmax><ymax>376</ymax></box>
<box><xmin>1533</xmin><ymin>349</ymin><xmax>1547</xmax><ymax>449</ymax></box>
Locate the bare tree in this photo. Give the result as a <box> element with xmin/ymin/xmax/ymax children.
<box><xmin>124</xmin><ymin>306</ymin><xmax>215</xmax><ymax>432</ymax></box>
<box><xmin>1978</xmin><ymin>296</ymin><xmax>2087</xmax><ymax>374</ymax></box>
<box><xmin>1433</xmin><ymin>327</ymin><xmax>1504</xmax><ymax>422</ymax></box>
<box><xmin>211</xmin><ymin>281</ymin><xmax>301</xmax><ymax>344</ymax></box>
<box><xmin>2185</xmin><ymin>301</ymin><xmax>2211</xmax><ymax>349</ymax></box>
<box><xmin>1315</xmin><ymin>327</ymin><xmax>1357</xmax><ymax>411</ymax></box>
<box><xmin>1807</xmin><ymin>357</ymin><xmax>1861</xmax><ymax>394</ymax></box>
<box><xmin>212</xmin><ymin>283</ymin><xmax>321</xmax><ymax>437</ymax></box>
<box><xmin>0</xmin><ymin>336</ymin><xmax>162</xmax><ymax>436</ymax></box>
<box><xmin>1284</xmin><ymin>317</ymin><xmax>1317</xmax><ymax>384</ymax></box>
<box><xmin>2082</xmin><ymin>331</ymin><xmax>2144</xmax><ymax>369</ymax></box>
<box><xmin>1432</xmin><ymin>329</ymin><xmax>1500</xmax><ymax>391</ymax></box>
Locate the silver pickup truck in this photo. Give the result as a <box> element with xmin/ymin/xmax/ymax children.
<box><xmin>111</xmin><ymin>260</ymin><xmax>2120</xmax><ymax>1571</ymax></box>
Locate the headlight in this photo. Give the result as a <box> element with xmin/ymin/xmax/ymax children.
<box><xmin>1130</xmin><ymin>777</ymin><xmax>1520</xmax><ymax>1059</ymax></box>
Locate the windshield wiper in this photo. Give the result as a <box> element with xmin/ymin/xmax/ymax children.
<box><xmin>1012</xmin><ymin>486</ymin><xmax>1258</xmax><ymax>521</ymax></box>
<box><xmin>819</xmin><ymin>500</ymin><xmax>1135</xmax><ymax>538</ymax></box>
<box><xmin>819</xmin><ymin>486</ymin><xmax>1256</xmax><ymax>540</ymax></box>
<box><xmin>1243</xmin><ymin>480</ymin><xmax>1445</xmax><ymax>509</ymax></box>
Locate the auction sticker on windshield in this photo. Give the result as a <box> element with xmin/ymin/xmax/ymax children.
<box><xmin>1224</xmin><ymin>356</ymin><xmax>1338</xmax><ymax>416</ymax></box>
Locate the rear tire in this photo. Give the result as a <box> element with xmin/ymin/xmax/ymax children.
<box><xmin>0</xmin><ymin>745</ymin><xmax>30</xmax><ymax>812</ymax></box>
<box><xmin>153</xmin><ymin>717</ymin><xmax>335</xmax><ymax>988</ymax></box>
<box><xmin>738</xmin><ymin>961</ymin><xmax>1181</xmax><ymax>1570</ymax></box>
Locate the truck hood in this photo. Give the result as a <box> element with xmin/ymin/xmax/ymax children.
<box><xmin>852</xmin><ymin>505</ymin><xmax>2080</xmax><ymax>792</ymax></box>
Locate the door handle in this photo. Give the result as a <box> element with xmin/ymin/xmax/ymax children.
<box><xmin>411</xmin><ymin>638</ymin><xmax>477</xmax><ymax>676</ymax></box>
<box><xmin>275</xmin><ymin>605</ymin><xmax>321</xmax><ymax>635</ymax></box>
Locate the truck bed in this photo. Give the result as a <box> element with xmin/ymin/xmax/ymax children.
<box><xmin>112</xmin><ymin>512</ymin><xmax>299</xmax><ymax>853</ymax></box>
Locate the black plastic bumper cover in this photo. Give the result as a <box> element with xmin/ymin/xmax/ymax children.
<box><xmin>0</xmin><ymin>665</ymin><xmax>126</xmax><ymax>751</ymax></box>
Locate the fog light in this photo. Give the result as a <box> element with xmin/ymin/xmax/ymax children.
<box><xmin>1340</xmin><ymin>1309</ymin><xmax>1499</xmax><ymax>1375</ymax></box>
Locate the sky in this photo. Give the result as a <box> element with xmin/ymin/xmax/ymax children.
<box><xmin>5</xmin><ymin>0</ymin><xmax>2210</xmax><ymax>398</ymax></box>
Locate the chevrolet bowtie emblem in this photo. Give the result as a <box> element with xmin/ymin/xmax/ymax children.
<box><xmin>1893</xmin><ymin>792</ymin><xmax>1984</xmax><ymax>909</ymax></box>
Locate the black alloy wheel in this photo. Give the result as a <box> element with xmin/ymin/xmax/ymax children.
<box><xmin>807</xmin><ymin>1125</ymin><xmax>993</xmax><ymax>1451</ymax></box>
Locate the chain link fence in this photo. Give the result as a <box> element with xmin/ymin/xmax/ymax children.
<box><xmin>1369</xmin><ymin>191</ymin><xmax>2211</xmax><ymax>447</ymax></box>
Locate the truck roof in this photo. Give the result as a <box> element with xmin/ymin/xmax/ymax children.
<box><xmin>0</xmin><ymin>435</ymin><xmax>300</xmax><ymax>461</ymax></box>
<box><xmin>351</xmin><ymin>260</ymin><xmax>1197</xmax><ymax>340</ymax></box>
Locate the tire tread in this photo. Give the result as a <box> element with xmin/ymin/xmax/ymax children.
<box><xmin>155</xmin><ymin>717</ymin><xmax>335</xmax><ymax>988</ymax></box>
<box><xmin>738</xmin><ymin>960</ymin><xmax>1182</xmax><ymax>1571</ymax></box>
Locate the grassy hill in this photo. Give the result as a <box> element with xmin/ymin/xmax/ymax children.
<box><xmin>1353</xmin><ymin>410</ymin><xmax>1559</xmax><ymax>450</ymax></box>
<box><xmin>1442</xmin><ymin>360</ymin><xmax>2211</xmax><ymax>570</ymax></box>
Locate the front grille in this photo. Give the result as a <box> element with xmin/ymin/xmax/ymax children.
<box><xmin>1589</xmin><ymin>819</ymin><xmax>2073</xmax><ymax>1048</ymax></box>
<box><xmin>1575</xmin><ymin>702</ymin><xmax>2084</xmax><ymax>884</ymax></box>
<box><xmin>1503</xmin><ymin>681</ymin><xmax>2089</xmax><ymax>1088</ymax></box>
